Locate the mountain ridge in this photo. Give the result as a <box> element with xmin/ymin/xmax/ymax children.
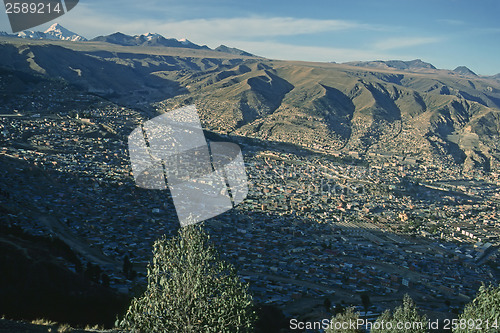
<box><xmin>0</xmin><ymin>23</ymin><xmax>255</xmax><ymax>57</ymax></box>
<box><xmin>214</xmin><ymin>44</ymin><xmax>255</xmax><ymax>57</ymax></box>
<box><xmin>344</xmin><ymin>59</ymin><xmax>437</xmax><ymax>71</ymax></box>
<box><xmin>453</xmin><ymin>66</ymin><xmax>477</xmax><ymax>77</ymax></box>
<box><xmin>1</xmin><ymin>24</ymin><xmax>495</xmax><ymax>76</ymax></box>
<box><xmin>91</xmin><ymin>31</ymin><xmax>211</xmax><ymax>50</ymax></box>
<box><xmin>3</xmin><ymin>23</ymin><xmax>88</xmax><ymax>41</ymax></box>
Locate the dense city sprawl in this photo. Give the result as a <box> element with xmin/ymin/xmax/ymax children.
<box><xmin>1</xmin><ymin>79</ymin><xmax>500</xmax><ymax>323</ymax></box>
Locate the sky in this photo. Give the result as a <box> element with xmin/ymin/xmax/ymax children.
<box><xmin>1</xmin><ymin>0</ymin><xmax>499</xmax><ymax>75</ymax></box>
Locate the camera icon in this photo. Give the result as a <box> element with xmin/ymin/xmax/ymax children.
<box><xmin>128</xmin><ymin>105</ymin><xmax>248</xmax><ymax>227</ymax></box>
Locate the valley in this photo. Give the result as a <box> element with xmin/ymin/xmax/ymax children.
<box><xmin>1</xmin><ymin>35</ymin><xmax>500</xmax><ymax>329</ymax></box>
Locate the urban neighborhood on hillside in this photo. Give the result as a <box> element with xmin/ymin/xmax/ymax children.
<box><xmin>1</xmin><ymin>76</ymin><xmax>499</xmax><ymax>327</ymax></box>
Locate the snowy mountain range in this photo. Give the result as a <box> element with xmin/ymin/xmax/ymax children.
<box><xmin>90</xmin><ymin>31</ymin><xmax>209</xmax><ymax>50</ymax></box>
<box><xmin>0</xmin><ymin>23</ymin><xmax>254</xmax><ymax>56</ymax></box>
<box><xmin>2</xmin><ymin>23</ymin><xmax>87</xmax><ymax>41</ymax></box>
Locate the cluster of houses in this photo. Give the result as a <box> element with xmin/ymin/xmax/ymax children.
<box><xmin>1</xmin><ymin>97</ymin><xmax>499</xmax><ymax>320</ymax></box>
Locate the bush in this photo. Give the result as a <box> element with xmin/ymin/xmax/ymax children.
<box><xmin>455</xmin><ymin>284</ymin><xmax>500</xmax><ymax>333</ymax></box>
<box><xmin>371</xmin><ymin>294</ymin><xmax>427</xmax><ymax>333</ymax></box>
<box><xmin>117</xmin><ymin>225</ymin><xmax>255</xmax><ymax>332</ymax></box>
<box><xmin>326</xmin><ymin>307</ymin><xmax>362</xmax><ymax>333</ymax></box>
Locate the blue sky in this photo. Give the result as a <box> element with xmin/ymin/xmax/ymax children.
<box><xmin>1</xmin><ymin>0</ymin><xmax>499</xmax><ymax>75</ymax></box>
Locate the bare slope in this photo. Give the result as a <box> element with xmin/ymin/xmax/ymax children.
<box><xmin>157</xmin><ymin>59</ymin><xmax>500</xmax><ymax>172</ymax></box>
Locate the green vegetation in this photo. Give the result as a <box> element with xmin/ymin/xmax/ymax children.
<box><xmin>326</xmin><ymin>307</ymin><xmax>362</xmax><ymax>333</ymax></box>
<box><xmin>117</xmin><ymin>225</ymin><xmax>255</xmax><ymax>333</ymax></box>
<box><xmin>371</xmin><ymin>294</ymin><xmax>427</xmax><ymax>333</ymax></box>
<box><xmin>455</xmin><ymin>284</ymin><xmax>500</xmax><ymax>333</ymax></box>
<box><xmin>325</xmin><ymin>289</ymin><xmax>500</xmax><ymax>333</ymax></box>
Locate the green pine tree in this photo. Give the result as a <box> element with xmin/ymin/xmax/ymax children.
<box><xmin>117</xmin><ymin>225</ymin><xmax>256</xmax><ymax>332</ymax></box>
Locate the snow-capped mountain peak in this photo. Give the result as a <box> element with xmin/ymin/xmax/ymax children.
<box><xmin>141</xmin><ymin>32</ymin><xmax>163</xmax><ymax>41</ymax></box>
<box><xmin>43</xmin><ymin>23</ymin><xmax>87</xmax><ymax>42</ymax></box>
<box><xmin>139</xmin><ymin>32</ymin><xmax>165</xmax><ymax>41</ymax></box>
<box><xmin>178</xmin><ymin>38</ymin><xmax>194</xmax><ymax>46</ymax></box>
<box><xmin>16</xmin><ymin>30</ymin><xmax>46</xmax><ymax>39</ymax></box>
<box><xmin>45</xmin><ymin>23</ymin><xmax>65</xmax><ymax>33</ymax></box>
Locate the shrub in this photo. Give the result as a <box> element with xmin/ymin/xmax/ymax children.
<box><xmin>455</xmin><ymin>284</ymin><xmax>500</xmax><ymax>333</ymax></box>
<box><xmin>118</xmin><ymin>225</ymin><xmax>255</xmax><ymax>332</ymax></box>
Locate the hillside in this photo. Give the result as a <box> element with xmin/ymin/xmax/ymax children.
<box><xmin>1</xmin><ymin>37</ymin><xmax>499</xmax><ymax>174</ymax></box>
<box><xmin>0</xmin><ymin>153</ymin><xmax>129</xmax><ymax>328</ymax></box>
<box><xmin>0</xmin><ymin>222</ymin><xmax>128</xmax><ymax>328</ymax></box>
